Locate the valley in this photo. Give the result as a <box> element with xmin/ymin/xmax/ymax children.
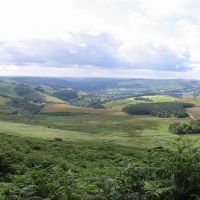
<box><xmin>1</xmin><ymin>77</ymin><xmax>200</xmax><ymax>199</ymax></box>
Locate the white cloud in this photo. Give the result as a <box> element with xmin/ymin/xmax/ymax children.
<box><xmin>0</xmin><ymin>0</ymin><xmax>200</xmax><ymax>78</ymax></box>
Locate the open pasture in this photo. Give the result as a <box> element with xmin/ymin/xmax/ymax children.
<box><xmin>143</xmin><ymin>95</ymin><xmax>177</xmax><ymax>102</ymax></box>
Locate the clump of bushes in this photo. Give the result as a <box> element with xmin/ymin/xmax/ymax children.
<box><xmin>169</xmin><ymin>119</ymin><xmax>200</xmax><ymax>135</ymax></box>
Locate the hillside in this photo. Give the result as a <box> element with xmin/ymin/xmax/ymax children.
<box><xmin>0</xmin><ymin>79</ymin><xmax>106</xmax><ymax>114</ymax></box>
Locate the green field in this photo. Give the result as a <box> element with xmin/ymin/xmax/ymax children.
<box><xmin>143</xmin><ymin>95</ymin><xmax>177</xmax><ymax>102</ymax></box>
<box><xmin>0</xmin><ymin>112</ymin><xmax>194</xmax><ymax>149</ymax></box>
<box><xmin>104</xmin><ymin>95</ymin><xmax>177</xmax><ymax>110</ymax></box>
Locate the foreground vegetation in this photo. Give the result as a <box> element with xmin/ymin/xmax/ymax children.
<box><xmin>1</xmin><ymin>134</ymin><xmax>200</xmax><ymax>199</ymax></box>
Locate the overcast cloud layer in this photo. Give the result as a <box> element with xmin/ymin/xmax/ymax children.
<box><xmin>0</xmin><ymin>0</ymin><xmax>200</xmax><ymax>78</ymax></box>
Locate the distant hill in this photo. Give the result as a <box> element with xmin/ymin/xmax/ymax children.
<box><xmin>1</xmin><ymin>77</ymin><xmax>200</xmax><ymax>99</ymax></box>
<box><xmin>1</xmin><ymin>77</ymin><xmax>200</xmax><ymax>115</ymax></box>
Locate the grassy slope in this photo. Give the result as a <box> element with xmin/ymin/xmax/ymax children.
<box><xmin>0</xmin><ymin>80</ymin><xmax>63</xmax><ymax>103</ymax></box>
<box><xmin>39</xmin><ymin>93</ymin><xmax>67</xmax><ymax>103</ymax></box>
<box><xmin>0</xmin><ymin>120</ymin><xmax>96</xmax><ymax>142</ymax></box>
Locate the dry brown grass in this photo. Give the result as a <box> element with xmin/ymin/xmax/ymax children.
<box><xmin>179</xmin><ymin>97</ymin><xmax>200</xmax><ymax>106</ymax></box>
<box><xmin>187</xmin><ymin>107</ymin><xmax>200</xmax><ymax>118</ymax></box>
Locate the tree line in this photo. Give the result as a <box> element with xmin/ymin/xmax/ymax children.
<box><xmin>123</xmin><ymin>102</ymin><xmax>194</xmax><ymax>118</ymax></box>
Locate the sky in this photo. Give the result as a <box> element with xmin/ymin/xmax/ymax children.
<box><xmin>0</xmin><ymin>0</ymin><xmax>200</xmax><ymax>78</ymax></box>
